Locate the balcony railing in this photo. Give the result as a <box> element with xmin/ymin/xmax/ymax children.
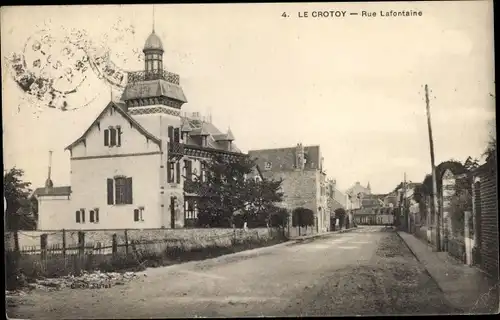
<box><xmin>128</xmin><ymin>70</ymin><xmax>180</xmax><ymax>85</ymax></box>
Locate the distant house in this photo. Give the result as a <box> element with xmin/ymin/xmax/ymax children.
<box><xmin>345</xmin><ymin>181</ymin><xmax>372</xmax><ymax>209</ymax></box>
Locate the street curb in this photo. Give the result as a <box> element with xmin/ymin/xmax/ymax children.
<box><xmin>293</xmin><ymin>227</ymin><xmax>357</xmax><ymax>242</ymax></box>
<box><xmin>396</xmin><ymin>232</ymin><xmax>446</xmax><ymax>295</ymax></box>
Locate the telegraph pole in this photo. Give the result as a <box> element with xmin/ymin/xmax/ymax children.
<box><xmin>403</xmin><ymin>172</ymin><xmax>408</xmax><ymax>232</ymax></box>
<box><xmin>424</xmin><ymin>84</ymin><xmax>440</xmax><ymax>251</ymax></box>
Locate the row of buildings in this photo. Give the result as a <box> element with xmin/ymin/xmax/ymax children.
<box><xmin>33</xmin><ymin>28</ymin><xmax>344</xmax><ymax>234</ymax></box>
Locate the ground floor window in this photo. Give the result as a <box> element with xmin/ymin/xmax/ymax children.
<box><xmin>184</xmin><ymin>197</ymin><xmax>198</xmax><ymax>220</ymax></box>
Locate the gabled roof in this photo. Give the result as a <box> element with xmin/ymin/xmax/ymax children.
<box><xmin>33</xmin><ymin>186</ymin><xmax>72</xmax><ymax>197</ymax></box>
<box><xmin>190</xmin><ymin>122</ymin><xmax>210</xmax><ymax>136</ymax></box>
<box><xmin>65</xmin><ymin>101</ymin><xmax>162</xmax><ymax>151</ymax></box>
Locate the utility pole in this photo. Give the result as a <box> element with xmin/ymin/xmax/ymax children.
<box><xmin>402</xmin><ymin>172</ymin><xmax>407</xmax><ymax>231</ymax></box>
<box><xmin>424</xmin><ymin>84</ymin><xmax>440</xmax><ymax>251</ymax></box>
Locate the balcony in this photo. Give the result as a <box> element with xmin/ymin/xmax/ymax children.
<box><xmin>128</xmin><ymin>70</ymin><xmax>180</xmax><ymax>85</ymax></box>
<box><xmin>168</xmin><ymin>142</ymin><xmax>184</xmax><ymax>160</ymax></box>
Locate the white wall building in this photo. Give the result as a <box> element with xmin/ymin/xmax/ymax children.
<box><xmin>33</xmin><ymin>30</ymin><xmax>258</xmax><ymax>231</ymax></box>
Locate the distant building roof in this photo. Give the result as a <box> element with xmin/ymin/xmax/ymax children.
<box><xmin>248</xmin><ymin>145</ymin><xmax>321</xmax><ymax>172</ymax></box>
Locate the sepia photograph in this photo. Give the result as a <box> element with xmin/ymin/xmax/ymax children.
<box><xmin>2</xmin><ymin>2</ymin><xmax>498</xmax><ymax>318</ymax></box>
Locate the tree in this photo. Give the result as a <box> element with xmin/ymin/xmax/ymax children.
<box><xmin>244</xmin><ymin>177</ymin><xmax>284</xmax><ymax>227</ymax></box>
<box><xmin>334</xmin><ymin>208</ymin><xmax>346</xmax><ymax>230</ymax></box>
<box><xmin>4</xmin><ymin>168</ymin><xmax>36</xmax><ymax>230</ymax></box>
<box><xmin>483</xmin><ymin>93</ymin><xmax>496</xmax><ymax>162</ymax></box>
<box><xmin>268</xmin><ymin>207</ymin><xmax>290</xmax><ymax>237</ymax></box>
<box><xmin>292</xmin><ymin>207</ymin><xmax>314</xmax><ymax>235</ymax></box>
<box><xmin>189</xmin><ymin>155</ymin><xmax>284</xmax><ymax>228</ymax></box>
<box><xmin>483</xmin><ymin>134</ymin><xmax>496</xmax><ymax>163</ymax></box>
<box><xmin>449</xmin><ymin>175</ymin><xmax>473</xmax><ymax>238</ymax></box>
<box><xmin>463</xmin><ymin>156</ymin><xmax>480</xmax><ymax>171</ymax></box>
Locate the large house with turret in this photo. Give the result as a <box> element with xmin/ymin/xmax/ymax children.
<box><xmin>34</xmin><ymin>29</ymin><xmax>261</xmax><ymax>230</ymax></box>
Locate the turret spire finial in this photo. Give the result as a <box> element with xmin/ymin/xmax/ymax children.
<box><xmin>152</xmin><ymin>5</ymin><xmax>155</xmax><ymax>32</ymax></box>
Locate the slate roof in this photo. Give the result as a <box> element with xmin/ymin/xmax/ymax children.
<box><xmin>248</xmin><ymin>145</ymin><xmax>321</xmax><ymax>172</ymax></box>
<box><xmin>120</xmin><ymin>79</ymin><xmax>187</xmax><ymax>102</ymax></box>
<box><xmin>33</xmin><ymin>186</ymin><xmax>72</xmax><ymax>197</ymax></box>
<box><xmin>65</xmin><ymin>102</ymin><xmax>162</xmax><ymax>151</ymax></box>
<box><xmin>181</xmin><ymin>117</ymin><xmax>241</xmax><ymax>153</ymax></box>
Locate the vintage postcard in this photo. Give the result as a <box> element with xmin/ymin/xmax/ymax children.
<box><xmin>2</xmin><ymin>2</ymin><xmax>497</xmax><ymax>318</ymax></box>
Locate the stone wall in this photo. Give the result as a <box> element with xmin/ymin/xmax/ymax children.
<box><xmin>6</xmin><ymin>228</ymin><xmax>273</xmax><ymax>251</ymax></box>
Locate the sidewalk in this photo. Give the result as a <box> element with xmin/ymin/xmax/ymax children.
<box><xmin>398</xmin><ymin>231</ymin><xmax>499</xmax><ymax>314</ymax></box>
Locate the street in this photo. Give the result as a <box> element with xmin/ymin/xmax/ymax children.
<box><xmin>8</xmin><ymin>226</ymin><xmax>462</xmax><ymax>318</ymax></box>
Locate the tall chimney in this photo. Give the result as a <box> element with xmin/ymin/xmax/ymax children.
<box><xmin>45</xmin><ymin>150</ymin><xmax>54</xmax><ymax>191</ymax></box>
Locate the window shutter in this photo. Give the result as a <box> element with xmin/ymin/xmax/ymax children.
<box><xmin>95</xmin><ymin>209</ymin><xmax>100</xmax><ymax>223</ymax></box>
<box><xmin>176</xmin><ymin>162</ymin><xmax>181</xmax><ymax>183</ymax></box>
<box><xmin>107</xmin><ymin>179</ymin><xmax>114</xmax><ymax>205</ymax></box>
<box><xmin>80</xmin><ymin>209</ymin><xmax>85</xmax><ymax>223</ymax></box>
<box><xmin>167</xmin><ymin>162</ymin><xmax>174</xmax><ymax>183</ymax></box>
<box><xmin>186</xmin><ymin>160</ymin><xmax>192</xmax><ymax>180</ymax></box>
<box><xmin>117</xmin><ymin>127</ymin><xmax>122</xmax><ymax>146</ymax></box>
<box><xmin>90</xmin><ymin>210</ymin><xmax>95</xmax><ymax>223</ymax></box>
<box><xmin>168</xmin><ymin>126</ymin><xmax>174</xmax><ymax>141</ymax></box>
<box><xmin>110</xmin><ymin>128</ymin><xmax>117</xmax><ymax>146</ymax></box>
<box><xmin>76</xmin><ymin>211</ymin><xmax>81</xmax><ymax>223</ymax></box>
<box><xmin>104</xmin><ymin>129</ymin><xmax>109</xmax><ymax>146</ymax></box>
<box><xmin>134</xmin><ymin>209</ymin><xmax>139</xmax><ymax>222</ymax></box>
<box><xmin>174</xmin><ymin>128</ymin><xmax>180</xmax><ymax>143</ymax></box>
<box><xmin>126</xmin><ymin>177</ymin><xmax>133</xmax><ymax>204</ymax></box>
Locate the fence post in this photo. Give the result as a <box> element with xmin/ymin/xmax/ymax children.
<box><xmin>14</xmin><ymin>230</ymin><xmax>20</xmax><ymax>253</ymax></box>
<box><xmin>464</xmin><ymin>211</ymin><xmax>472</xmax><ymax>266</ymax></box>
<box><xmin>78</xmin><ymin>231</ymin><xmax>85</xmax><ymax>256</ymax></box>
<box><xmin>112</xmin><ymin>234</ymin><xmax>117</xmax><ymax>256</ymax></box>
<box><xmin>62</xmin><ymin>229</ymin><xmax>66</xmax><ymax>258</ymax></box>
<box><xmin>124</xmin><ymin>229</ymin><xmax>129</xmax><ymax>255</ymax></box>
<box><xmin>40</xmin><ymin>233</ymin><xmax>48</xmax><ymax>260</ymax></box>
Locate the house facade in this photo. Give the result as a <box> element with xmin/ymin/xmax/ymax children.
<box><xmin>34</xmin><ymin>30</ymin><xmax>258</xmax><ymax>230</ymax></box>
<box><xmin>248</xmin><ymin>143</ymin><xmax>330</xmax><ymax>233</ymax></box>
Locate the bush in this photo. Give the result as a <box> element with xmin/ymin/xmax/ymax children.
<box><xmin>269</xmin><ymin>207</ymin><xmax>290</xmax><ymax>229</ymax></box>
<box><xmin>292</xmin><ymin>207</ymin><xmax>314</xmax><ymax>228</ymax></box>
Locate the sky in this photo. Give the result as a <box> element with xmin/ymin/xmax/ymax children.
<box><xmin>1</xmin><ymin>2</ymin><xmax>496</xmax><ymax>194</ymax></box>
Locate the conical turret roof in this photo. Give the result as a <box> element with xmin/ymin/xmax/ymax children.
<box><xmin>226</xmin><ymin>127</ymin><xmax>235</xmax><ymax>141</ymax></box>
<box><xmin>180</xmin><ymin>117</ymin><xmax>192</xmax><ymax>132</ymax></box>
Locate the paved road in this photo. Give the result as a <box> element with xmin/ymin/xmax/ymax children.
<box><xmin>8</xmin><ymin>226</ymin><xmax>462</xmax><ymax>318</ymax></box>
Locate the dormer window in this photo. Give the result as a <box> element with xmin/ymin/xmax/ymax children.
<box><xmin>202</xmin><ymin>136</ymin><xmax>208</xmax><ymax>147</ymax></box>
<box><xmin>104</xmin><ymin>126</ymin><xmax>122</xmax><ymax>147</ymax></box>
<box><xmin>264</xmin><ymin>162</ymin><xmax>272</xmax><ymax>170</ymax></box>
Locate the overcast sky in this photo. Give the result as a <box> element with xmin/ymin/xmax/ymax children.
<box><xmin>1</xmin><ymin>2</ymin><xmax>495</xmax><ymax>194</ymax></box>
